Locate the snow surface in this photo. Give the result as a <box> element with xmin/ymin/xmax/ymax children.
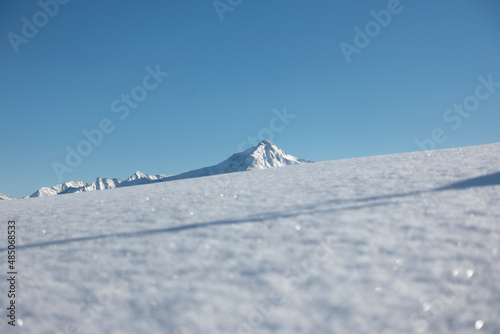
<box><xmin>1</xmin><ymin>143</ymin><xmax>499</xmax><ymax>334</ymax></box>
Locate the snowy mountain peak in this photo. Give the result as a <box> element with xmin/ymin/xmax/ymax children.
<box><xmin>25</xmin><ymin>181</ymin><xmax>87</xmax><ymax>198</ymax></box>
<box><xmin>170</xmin><ymin>140</ymin><xmax>311</xmax><ymax>180</ymax></box>
<box><xmin>123</xmin><ymin>171</ymin><xmax>170</xmax><ymax>186</ymax></box>
<box><xmin>0</xmin><ymin>192</ymin><xmax>15</xmax><ymax>200</ymax></box>
<box><xmin>126</xmin><ymin>171</ymin><xmax>148</xmax><ymax>182</ymax></box>
<box><xmin>258</xmin><ymin>139</ymin><xmax>273</xmax><ymax>146</ymax></box>
<box><xmin>52</xmin><ymin>181</ymin><xmax>87</xmax><ymax>193</ymax></box>
<box><xmin>25</xmin><ymin>171</ymin><xmax>171</xmax><ymax>198</ymax></box>
<box><xmin>82</xmin><ymin>177</ymin><xmax>121</xmax><ymax>192</ymax></box>
<box><xmin>243</xmin><ymin>140</ymin><xmax>309</xmax><ymax>170</ymax></box>
<box><xmin>19</xmin><ymin>141</ymin><xmax>308</xmax><ymax>198</ymax></box>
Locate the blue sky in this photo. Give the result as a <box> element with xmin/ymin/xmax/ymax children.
<box><xmin>1</xmin><ymin>0</ymin><xmax>499</xmax><ymax>198</ymax></box>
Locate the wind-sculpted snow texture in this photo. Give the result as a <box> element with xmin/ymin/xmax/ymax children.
<box><xmin>1</xmin><ymin>143</ymin><xmax>499</xmax><ymax>333</ymax></box>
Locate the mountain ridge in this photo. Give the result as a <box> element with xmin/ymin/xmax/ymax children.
<box><xmin>25</xmin><ymin>172</ymin><xmax>171</xmax><ymax>198</ymax></box>
<box><xmin>3</xmin><ymin>140</ymin><xmax>310</xmax><ymax>200</ymax></box>
<box><xmin>169</xmin><ymin>140</ymin><xmax>310</xmax><ymax>181</ymax></box>
<box><xmin>0</xmin><ymin>193</ymin><xmax>15</xmax><ymax>201</ymax></box>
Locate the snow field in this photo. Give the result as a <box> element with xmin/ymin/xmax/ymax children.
<box><xmin>0</xmin><ymin>143</ymin><xmax>499</xmax><ymax>333</ymax></box>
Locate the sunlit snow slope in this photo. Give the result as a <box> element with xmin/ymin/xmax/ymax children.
<box><xmin>1</xmin><ymin>143</ymin><xmax>499</xmax><ymax>334</ymax></box>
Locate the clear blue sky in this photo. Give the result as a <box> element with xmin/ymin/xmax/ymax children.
<box><xmin>1</xmin><ymin>0</ymin><xmax>499</xmax><ymax>198</ymax></box>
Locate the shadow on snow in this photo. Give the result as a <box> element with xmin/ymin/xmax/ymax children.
<box><xmin>4</xmin><ymin>201</ymin><xmax>390</xmax><ymax>251</ymax></box>
<box><xmin>5</xmin><ymin>172</ymin><xmax>499</xmax><ymax>251</ymax></box>
<box><xmin>435</xmin><ymin>171</ymin><xmax>500</xmax><ymax>191</ymax></box>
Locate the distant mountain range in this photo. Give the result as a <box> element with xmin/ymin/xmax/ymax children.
<box><xmin>0</xmin><ymin>193</ymin><xmax>15</xmax><ymax>201</ymax></box>
<box><xmin>1</xmin><ymin>140</ymin><xmax>311</xmax><ymax>200</ymax></box>
<box><xmin>24</xmin><ymin>173</ymin><xmax>171</xmax><ymax>199</ymax></box>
